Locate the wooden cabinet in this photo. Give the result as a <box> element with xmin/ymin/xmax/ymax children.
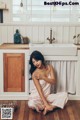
<box><xmin>3</xmin><ymin>53</ymin><xmax>25</xmax><ymax>92</ymax></box>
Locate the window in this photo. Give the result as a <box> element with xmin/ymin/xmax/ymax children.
<box><xmin>12</xmin><ymin>0</ymin><xmax>80</xmax><ymax>23</ymax></box>
<box><xmin>0</xmin><ymin>10</ymin><xmax>3</xmax><ymax>23</ymax></box>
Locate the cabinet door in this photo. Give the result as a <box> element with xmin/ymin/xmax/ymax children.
<box><xmin>3</xmin><ymin>53</ymin><xmax>25</xmax><ymax>92</ymax></box>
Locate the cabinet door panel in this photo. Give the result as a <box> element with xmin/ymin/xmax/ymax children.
<box><xmin>4</xmin><ymin>53</ymin><xmax>25</xmax><ymax>92</ymax></box>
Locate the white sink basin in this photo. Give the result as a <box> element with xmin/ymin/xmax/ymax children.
<box><xmin>30</xmin><ymin>44</ymin><xmax>77</xmax><ymax>56</ymax></box>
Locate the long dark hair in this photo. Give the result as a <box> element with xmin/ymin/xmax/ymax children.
<box><xmin>29</xmin><ymin>50</ymin><xmax>46</xmax><ymax>75</ymax></box>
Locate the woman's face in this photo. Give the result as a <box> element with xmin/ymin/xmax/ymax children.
<box><xmin>32</xmin><ymin>58</ymin><xmax>42</xmax><ymax>68</ymax></box>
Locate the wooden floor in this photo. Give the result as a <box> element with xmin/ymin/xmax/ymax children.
<box><xmin>0</xmin><ymin>100</ymin><xmax>80</xmax><ymax>120</ymax></box>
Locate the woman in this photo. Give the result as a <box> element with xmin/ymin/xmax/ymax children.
<box><xmin>28</xmin><ymin>50</ymin><xmax>68</xmax><ymax>115</ymax></box>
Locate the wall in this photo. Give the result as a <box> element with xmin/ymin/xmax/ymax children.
<box><xmin>2</xmin><ymin>0</ymin><xmax>12</xmax><ymax>23</ymax></box>
<box><xmin>0</xmin><ymin>23</ymin><xmax>80</xmax><ymax>44</ymax></box>
<box><xmin>0</xmin><ymin>1</ymin><xmax>80</xmax><ymax>44</ymax></box>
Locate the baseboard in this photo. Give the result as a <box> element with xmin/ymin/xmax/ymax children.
<box><xmin>68</xmin><ymin>94</ymin><xmax>80</xmax><ymax>100</ymax></box>
<box><xmin>0</xmin><ymin>94</ymin><xmax>80</xmax><ymax>100</ymax></box>
<box><xmin>0</xmin><ymin>95</ymin><xmax>29</xmax><ymax>100</ymax></box>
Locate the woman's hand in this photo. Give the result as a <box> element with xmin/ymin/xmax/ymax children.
<box><xmin>34</xmin><ymin>72</ymin><xmax>47</xmax><ymax>80</ymax></box>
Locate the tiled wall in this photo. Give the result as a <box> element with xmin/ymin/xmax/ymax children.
<box><xmin>0</xmin><ymin>23</ymin><xmax>80</xmax><ymax>44</ymax></box>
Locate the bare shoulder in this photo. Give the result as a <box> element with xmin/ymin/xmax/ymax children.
<box><xmin>48</xmin><ymin>64</ymin><xmax>55</xmax><ymax>73</ymax></box>
<box><xmin>32</xmin><ymin>69</ymin><xmax>39</xmax><ymax>78</ymax></box>
<box><xmin>48</xmin><ymin>64</ymin><xmax>54</xmax><ymax>70</ymax></box>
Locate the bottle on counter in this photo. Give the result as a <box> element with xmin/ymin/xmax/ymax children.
<box><xmin>14</xmin><ymin>29</ymin><xmax>22</xmax><ymax>44</ymax></box>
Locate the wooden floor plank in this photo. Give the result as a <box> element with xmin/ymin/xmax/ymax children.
<box><xmin>58</xmin><ymin>109</ymin><xmax>66</xmax><ymax>120</ymax></box>
<box><xmin>35</xmin><ymin>111</ymin><xmax>42</xmax><ymax>120</ymax></box>
<box><xmin>13</xmin><ymin>101</ymin><xmax>21</xmax><ymax>120</ymax></box>
<box><xmin>23</xmin><ymin>101</ymin><xmax>29</xmax><ymax>120</ymax></box>
<box><xmin>18</xmin><ymin>101</ymin><xmax>25</xmax><ymax>120</ymax></box>
<box><xmin>75</xmin><ymin>101</ymin><xmax>80</xmax><ymax>120</ymax></box>
<box><xmin>53</xmin><ymin>111</ymin><xmax>60</xmax><ymax>120</ymax></box>
<box><xmin>66</xmin><ymin>101</ymin><xmax>75</xmax><ymax>120</ymax></box>
<box><xmin>58</xmin><ymin>106</ymin><xmax>70</xmax><ymax>120</ymax></box>
<box><xmin>0</xmin><ymin>100</ymin><xmax>80</xmax><ymax>120</ymax></box>
<box><xmin>71</xmin><ymin>101</ymin><xmax>80</xmax><ymax>120</ymax></box>
<box><xmin>28</xmin><ymin>108</ymin><xmax>37</xmax><ymax>120</ymax></box>
<box><xmin>46</xmin><ymin>110</ymin><xmax>55</xmax><ymax>120</ymax></box>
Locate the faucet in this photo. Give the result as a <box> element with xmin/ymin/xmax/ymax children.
<box><xmin>47</xmin><ymin>28</ymin><xmax>55</xmax><ymax>44</ymax></box>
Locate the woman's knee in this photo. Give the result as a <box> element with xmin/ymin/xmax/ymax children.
<box><xmin>28</xmin><ymin>100</ymin><xmax>35</xmax><ymax>108</ymax></box>
<box><xmin>62</xmin><ymin>92</ymin><xmax>68</xmax><ymax>98</ymax></box>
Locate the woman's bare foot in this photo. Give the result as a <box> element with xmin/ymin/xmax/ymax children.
<box><xmin>43</xmin><ymin>107</ymin><xmax>48</xmax><ymax>115</ymax></box>
<box><xmin>43</xmin><ymin>105</ymin><xmax>57</xmax><ymax>115</ymax></box>
<box><xmin>36</xmin><ymin>107</ymin><xmax>41</xmax><ymax>113</ymax></box>
<box><xmin>30</xmin><ymin>106</ymin><xmax>41</xmax><ymax>113</ymax></box>
<box><xmin>43</xmin><ymin>106</ymin><xmax>53</xmax><ymax>115</ymax></box>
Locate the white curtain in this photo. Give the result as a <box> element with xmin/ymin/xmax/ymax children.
<box><xmin>47</xmin><ymin>61</ymin><xmax>76</xmax><ymax>94</ymax></box>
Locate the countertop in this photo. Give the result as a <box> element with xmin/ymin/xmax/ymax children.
<box><xmin>0</xmin><ymin>43</ymin><xmax>29</xmax><ymax>49</ymax></box>
<box><xmin>0</xmin><ymin>43</ymin><xmax>80</xmax><ymax>50</ymax></box>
